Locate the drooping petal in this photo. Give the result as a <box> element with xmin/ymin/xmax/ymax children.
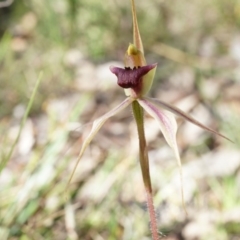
<box><xmin>66</xmin><ymin>97</ymin><xmax>134</xmax><ymax>189</ymax></box>
<box><xmin>137</xmin><ymin>98</ymin><xmax>187</xmax><ymax>214</ymax></box>
<box><xmin>138</xmin><ymin>98</ymin><xmax>178</xmax><ymax>150</ymax></box>
<box><xmin>145</xmin><ymin>97</ymin><xmax>232</xmax><ymax>142</ymax></box>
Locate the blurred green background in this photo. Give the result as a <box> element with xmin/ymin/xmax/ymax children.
<box><xmin>1</xmin><ymin>0</ymin><xmax>240</xmax><ymax>239</ymax></box>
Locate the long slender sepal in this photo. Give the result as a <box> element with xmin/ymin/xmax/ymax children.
<box><xmin>137</xmin><ymin>98</ymin><xmax>187</xmax><ymax>215</ymax></box>
<box><xmin>145</xmin><ymin>97</ymin><xmax>233</xmax><ymax>142</ymax></box>
<box><xmin>130</xmin><ymin>0</ymin><xmax>144</xmax><ymax>53</ymax></box>
<box><xmin>66</xmin><ymin>97</ymin><xmax>134</xmax><ymax>190</ymax></box>
<box><xmin>132</xmin><ymin>101</ymin><xmax>160</xmax><ymax>240</ymax></box>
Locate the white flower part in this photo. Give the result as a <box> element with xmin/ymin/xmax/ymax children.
<box><xmin>67</xmin><ymin>97</ymin><xmax>134</xmax><ymax>188</ymax></box>
<box><xmin>145</xmin><ymin>97</ymin><xmax>231</xmax><ymax>142</ymax></box>
<box><xmin>137</xmin><ymin>98</ymin><xmax>178</xmax><ymax>156</ymax></box>
<box><xmin>137</xmin><ymin>98</ymin><xmax>187</xmax><ymax>214</ymax></box>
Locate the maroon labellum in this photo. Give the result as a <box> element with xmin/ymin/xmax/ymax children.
<box><xmin>110</xmin><ymin>64</ymin><xmax>157</xmax><ymax>89</ymax></box>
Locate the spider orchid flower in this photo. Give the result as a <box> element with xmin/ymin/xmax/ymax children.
<box><xmin>67</xmin><ymin>0</ymin><xmax>231</xmax><ymax>239</ymax></box>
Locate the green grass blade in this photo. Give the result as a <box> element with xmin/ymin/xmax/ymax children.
<box><xmin>0</xmin><ymin>72</ymin><xmax>43</xmax><ymax>174</ymax></box>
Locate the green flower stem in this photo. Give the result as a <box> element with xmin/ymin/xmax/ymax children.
<box><xmin>132</xmin><ymin>101</ymin><xmax>151</xmax><ymax>190</ymax></box>
<box><xmin>132</xmin><ymin>100</ymin><xmax>159</xmax><ymax>240</ymax></box>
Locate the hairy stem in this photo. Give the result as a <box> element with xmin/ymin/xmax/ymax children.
<box><xmin>132</xmin><ymin>101</ymin><xmax>159</xmax><ymax>240</ymax></box>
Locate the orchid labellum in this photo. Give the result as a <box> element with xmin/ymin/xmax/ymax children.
<box><xmin>67</xmin><ymin>0</ymin><xmax>230</xmax><ymax>239</ymax></box>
